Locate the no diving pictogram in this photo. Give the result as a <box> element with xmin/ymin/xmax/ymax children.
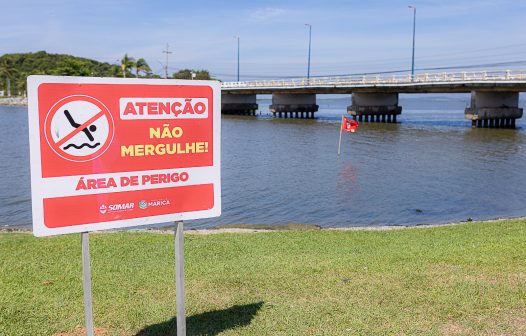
<box><xmin>44</xmin><ymin>95</ymin><xmax>114</xmax><ymax>162</ymax></box>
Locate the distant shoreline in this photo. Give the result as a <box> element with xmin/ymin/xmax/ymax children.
<box><xmin>0</xmin><ymin>97</ymin><xmax>27</xmax><ymax>106</ymax></box>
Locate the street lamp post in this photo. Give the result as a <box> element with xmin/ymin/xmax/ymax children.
<box><xmin>236</xmin><ymin>36</ymin><xmax>240</xmax><ymax>82</ymax></box>
<box><xmin>305</xmin><ymin>24</ymin><xmax>312</xmax><ymax>81</ymax></box>
<box><xmin>162</xmin><ymin>43</ymin><xmax>172</xmax><ymax>79</ymax></box>
<box><xmin>408</xmin><ymin>5</ymin><xmax>416</xmax><ymax>80</ymax></box>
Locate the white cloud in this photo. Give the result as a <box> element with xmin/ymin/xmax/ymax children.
<box><xmin>250</xmin><ymin>7</ymin><xmax>287</xmax><ymax>21</ymax></box>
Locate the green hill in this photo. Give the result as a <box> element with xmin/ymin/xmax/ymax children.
<box><xmin>0</xmin><ymin>51</ymin><xmax>123</xmax><ymax>96</ymax></box>
<box><xmin>0</xmin><ymin>51</ymin><xmax>214</xmax><ymax>97</ymax></box>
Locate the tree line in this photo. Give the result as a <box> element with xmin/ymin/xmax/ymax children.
<box><xmin>0</xmin><ymin>51</ymin><xmax>213</xmax><ymax>97</ymax></box>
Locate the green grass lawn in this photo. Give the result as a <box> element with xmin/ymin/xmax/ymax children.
<box><xmin>1</xmin><ymin>219</ymin><xmax>525</xmax><ymax>335</ymax></box>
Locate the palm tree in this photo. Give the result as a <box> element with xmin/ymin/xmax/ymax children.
<box><xmin>0</xmin><ymin>58</ymin><xmax>16</xmax><ymax>96</ymax></box>
<box><xmin>135</xmin><ymin>58</ymin><xmax>152</xmax><ymax>78</ymax></box>
<box><xmin>121</xmin><ymin>54</ymin><xmax>135</xmax><ymax>78</ymax></box>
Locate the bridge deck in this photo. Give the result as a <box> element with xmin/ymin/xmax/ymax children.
<box><xmin>221</xmin><ymin>70</ymin><xmax>526</xmax><ymax>94</ymax></box>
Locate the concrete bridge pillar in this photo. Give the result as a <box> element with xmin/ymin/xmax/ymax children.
<box><xmin>465</xmin><ymin>91</ymin><xmax>523</xmax><ymax>129</ymax></box>
<box><xmin>221</xmin><ymin>94</ymin><xmax>258</xmax><ymax>116</ymax></box>
<box><xmin>269</xmin><ymin>94</ymin><xmax>319</xmax><ymax>119</ymax></box>
<box><xmin>347</xmin><ymin>93</ymin><xmax>402</xmax><ymax>123</ymax></box>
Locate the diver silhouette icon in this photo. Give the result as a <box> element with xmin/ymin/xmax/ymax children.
<box><xmin>64</xmin><ymin>109</ymin><xmax>97</xmax><ymax>141</ymax></box>
<box><xmin>61</xmin><ymin>109</ymin><xmax>101</xmax><ymax>151</ymax></box>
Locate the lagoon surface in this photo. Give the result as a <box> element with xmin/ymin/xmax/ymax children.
<box><xmin>2</xmin><ymin>95</ymin><xmax>526</xmax><ymax>229</ymax></box>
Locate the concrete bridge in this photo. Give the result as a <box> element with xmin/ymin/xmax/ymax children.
<box><xmin>221</xmin><ymin>70</ymin><xmax>526</xmax><ymax>128</ymax></box>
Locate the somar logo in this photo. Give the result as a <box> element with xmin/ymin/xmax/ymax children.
<box><xmin>108</xmin><ymin>203</ymin><xmax>134</xmax><ymax>211</ymax></box>
<box><xmin>100</xmin><ymin>202</ymin><xmax>134</xmax><ymax>214</ymax></box>
<box><xmin>139</xmin><ymin>200</ymin><xmax>148</xmax><ymax>209</ymax></box>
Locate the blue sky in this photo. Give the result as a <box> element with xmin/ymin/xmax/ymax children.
<box><xmin>2</xmin><ymin>0</ymin><xmax>526</xmax><ymax>81</ymax></box>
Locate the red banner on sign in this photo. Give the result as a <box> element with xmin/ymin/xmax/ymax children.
<box><xmin>43</xmin><ymin>184</ymin><xmax>214</xmax><ymax>228</ymax></box>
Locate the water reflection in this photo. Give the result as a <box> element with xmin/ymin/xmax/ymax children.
<box><xmin>462</xmin><ymin>128</ymin><xmax>523</xmax><ymax>166</ymax></box>
<box><xmin>337</xmin><ymin>161</ymin><xmax>360</xmax><ymax>201</ymax></box>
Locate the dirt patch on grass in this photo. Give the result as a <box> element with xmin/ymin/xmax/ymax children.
<box><xmin>440</xmin><ymin>322</ymin><xmax>473</xmax><ymax>335</ymax></box>
<box><xmin>54</xmin><ymin>326</ymin><xmax>121</xmax><ymax>336</ymax></box>
<box><xmin>440</xmin><ymin>310</ymin><xmax>526</xmax><ymax>336</ymax></box>
<box><xmin>486</xmin><ymin>312</ymin><xmax>526</xmax><ymax>336</ymax></box>
<box><xmin>507</xmin><ymin>316</ymin><xmax>526</xmax><ymax>335</ymax></box>
<box><xmin>463</xmin><ymin>273</ymin><xmax>500</xmax><ymax>286</ymax></box>
<box><xmin>464</xmin><ymin>272</ymin><xmax>526</xmax><ymax>287</ymax></box>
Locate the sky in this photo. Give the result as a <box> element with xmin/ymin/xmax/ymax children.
<box><xmin>2</xmin><ymin>0</ymin><xmax>526</xmax><ymax>81</ymax></box>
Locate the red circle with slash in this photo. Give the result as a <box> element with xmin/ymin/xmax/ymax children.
<box><xmin>44</xmin><ymin>95</ymin><xmax>115</xmax><ymax>162</ymax></box>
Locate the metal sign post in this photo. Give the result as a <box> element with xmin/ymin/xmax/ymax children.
<box><xmin>81</xmin><ymin>232</ymin><xmax>94</xmax><ymax>336</ymax></box>
<box><xmin>175</xmin><ymin>221</ymin><xmax>186</xmax><ymax>335</ymax></box>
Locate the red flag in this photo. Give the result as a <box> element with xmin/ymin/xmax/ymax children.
<box><xmin>342</xmin><ymin>117</ymin><xmax>359</xmax><ymax>133</ymax></box>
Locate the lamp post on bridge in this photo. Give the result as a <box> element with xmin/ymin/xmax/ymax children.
<box><xmin>408</xmin><ymin>5</ymin><xmax>416</xmax><ymax>81</ymax></box>
<box><xmin>235</xmin><ymin>36</ymin><xmax>240</xmax><ymax>82</ymax></box>
<box><xmin>236</xmin><ymin>36</ymin><xmax>239</xmax><ymax>82</ymax></box>
<box><xmin>305</xmin><ymin>24</ymin><xmax>312</xmax><ymax>82</ymax></box>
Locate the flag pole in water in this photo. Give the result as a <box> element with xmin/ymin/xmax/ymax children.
<box><xmin>338</xmin><ymin>115</ymin><xmax>344</xmax><ymax>156</ymax></box>
<box><xmin>338</xmin><ymin>116</ymin><xmax>359</xmax><ymax>156</ymax></box>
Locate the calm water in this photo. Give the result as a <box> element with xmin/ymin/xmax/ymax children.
<box><xmin>2</xmin><ymin>95</ymin><xmax>526</xmax><ymax>230</ymax></box>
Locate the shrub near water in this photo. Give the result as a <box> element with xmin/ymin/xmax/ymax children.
<box><xmin>1</xmin><ymin>219</ymin><xmax>525</xmax><ymax>335</ymax></box>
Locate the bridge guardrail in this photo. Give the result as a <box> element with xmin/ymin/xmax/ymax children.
<box><xmin>221</xmin><ymin>70</ymin><xmax>526</xmax><ymax>89</ymax></box>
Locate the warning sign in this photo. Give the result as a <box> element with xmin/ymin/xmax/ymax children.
<box><xmin>27</xmin><ymin>76</ymin><xmax>221</xmax><ymax>237</ymax></box>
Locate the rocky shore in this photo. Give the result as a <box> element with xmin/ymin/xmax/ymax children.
<box><xmin>2</xmin><ymin>217</ymin><xmax>521</xmax><ymax>234</ymax></box>
<box><xmin>0</xmin><ymin>97</ymin><xmax>27</xmax><ymax>106</ymax></box>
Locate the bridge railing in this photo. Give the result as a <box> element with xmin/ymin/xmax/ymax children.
<box><xmin>221</xmin><ymin>69</ymin><xmax>526</xmax><ymax>89</ymax></box>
